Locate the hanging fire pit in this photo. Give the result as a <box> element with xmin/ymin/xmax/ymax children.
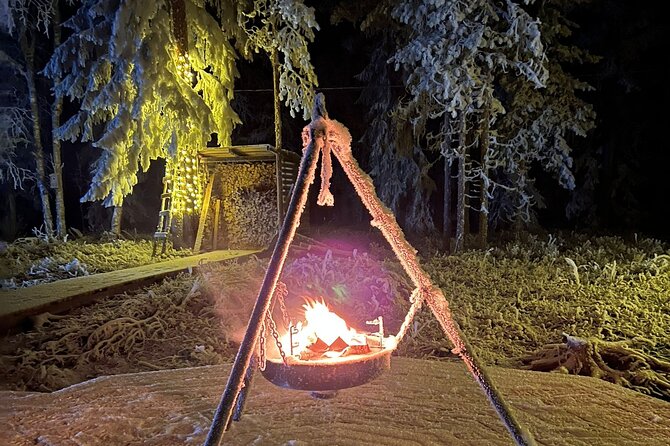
<box><xmin>260</xmin><ymin>300</ymin><xmax>396</xmax><ymax>394</ymax></box>
<box><xmin>205</xmin><ymin>95</ymin><xmax>533</xmax><ymax>446</ymax></box>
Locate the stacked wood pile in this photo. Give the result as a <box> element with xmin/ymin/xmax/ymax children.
<box><xmin>204</xmin><ymin>163</ymin><xmax>277</xmax><ymax>249</ymax></box>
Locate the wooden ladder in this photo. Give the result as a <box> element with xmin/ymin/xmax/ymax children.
<box><xmin>152</xmin><ymin>174</ymin><xmax>173</xmax><ymax>256</ymax></box>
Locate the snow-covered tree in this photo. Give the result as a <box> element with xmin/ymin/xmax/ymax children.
<box><xmin>358</xmin><ymin>33</ymin><xmax>436</xmax><ymax>232</ymax></box>
<box><xmin>0</xmin><ymin>0</ymin><xmax>53</xmax><ymax>36</ymax></box>
<box><xmin>350</xmin><ymin>0</ymin><xmax>547</xmax><ymax>250</ymax></box>
<box><xmin>492</xmin><ymin>0</ymin><xmax>597</xmax><ymax>228</ymax></box>
<box><xmin>43</xmin><ymin>0</ymin><xmax>318</xmax><ymax>236</ymax></box>
<box><xmin>1</xmin><ymin>0</ymin><xmax>58</xmax><ymax>236</ymax></box>
<box><xmin>240</xmin><ymin>0</ymin><xmax>318</xmax><ymax>122</ymax></box>
<box><xmin>334</xmin><ymin>1</ymin><xmax>436</xmax><ymax>232</ymax></box>
<box><xmin>0</xmin><ymin>48</ymin><xmax>32</xmax><ymax>188</ymax></box>
<box><xmin>44</xmin><ymin>0</ymin><xmax>242</xmax><ymax>216</ymax></box>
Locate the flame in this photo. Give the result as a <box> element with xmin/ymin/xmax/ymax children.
<box><xmin>282</xmin><ymin>299</ymin><xmax>366</xmax><ymax>357</ymax></box>
<box><xmin>303</xmin><ymin>300</ymin><xmax>357</xmax><ymax>345</ymax></box>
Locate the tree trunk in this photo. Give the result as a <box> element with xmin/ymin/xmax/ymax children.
<box><xmin>442</xmin><ymin>116</ymin><xmax>452</xmax><ymax>252</ymax></box>
<box><xmin>170</xmin><ymin>0</ymin><xmax>188</xmax><ymax>57</ymax></box>
<box><xmin>455</xmin><ymin>114</ymin><xmax>467</xmax><ymax>252</ymax></box>
<box><xmin>512</xmin><ymin>165</ymin><xmax>527</xmax><ymax>237</ymax></box>
<box><xmin>111</xmin><ymin>205</ymin><xmax>122</xmax><ymax>236</ymax></box>
<box><xmin>271</xmin><ymin>49</ymin><xmax>282</xmax><ymax>152</ymax></box>
<box><xmin>20</xmin><ymin>32</ymin><xmax>54</xmax><ymax>236</ymax></box>
<box><xmin>1</xmin><ymin>189</ymin><xmax>18</xmax><ymax>240</ymax></box>
<box><xmin>464</xmin><ymin>180</ymin><xmax>470</xmax><ymax>239</ymax></box>
<box><xmin>52</xmin><ymin>5</ymin><xmax>67</xmax><ymax>239</ymax></box>
<box><xmin>271</xmin><ymin>48</ymin><xmax>283</xmax><ymax>229</ymax></box>
<box><xmin>443</xmin><ymin>156</ymin><xmax>452</xmax><ymax>251</ymax></box>
<box><xmin>479</xmin><ymin>100</ymin><xmax>491</xmax><ymax>248</ymax></box>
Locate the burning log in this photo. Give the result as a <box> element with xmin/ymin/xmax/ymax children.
<box><xmin>283</xmin><ymin>300</ymin><xmax>387</xmax><ymax>361</ymax></box>
<box><xmin>299</xmin><ymin>335</ymin><xmax>372</xmax><ymax>361</ymax></box>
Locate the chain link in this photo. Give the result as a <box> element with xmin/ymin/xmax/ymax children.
<box><xmin>267</xmin><ymin>313</ymin><xmax>289</xmax><ymax>365</ymax></box>
<box><xmin>275</xmin><ymin>281</ymin><xmax>290</xmax><ymax>328</ymax></box>
<box><xmin>258</xmin><ymin>319</ymin><xmax>266</xmax><ymax>371</ymax></box>
<box><xmin>257</xmin><ymin>281</ymin><xmax>291</xmax><ymax>371</ymax></box>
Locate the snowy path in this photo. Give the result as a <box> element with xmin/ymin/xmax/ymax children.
<box><xmin>0</xmin><ymin>249</ymin><xmax>258</xmax><ymax>330</ymax></box>
<box><xmin>1</xmin><ymin>357</ymin><xmax>668</xmax><ymax>445</ymax></box>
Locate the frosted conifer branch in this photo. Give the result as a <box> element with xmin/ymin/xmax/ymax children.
<box><xmin>44</xmin><ymin>0</ymin><xmax>241</xmax><ymax>207</ymax></box>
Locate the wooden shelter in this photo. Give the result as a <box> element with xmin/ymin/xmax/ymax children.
<box><xmin>153</xmin><ymin>144</ymin><xmax>300</xmax><ymax>255</ymax></box>
<box><xmin>193</xmin><ymin>144</ymin><xmax>300</xmax><ymax>252</ymax></box>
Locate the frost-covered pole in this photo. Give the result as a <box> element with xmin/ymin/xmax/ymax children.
<box><xmin>325</xmin><ymin>114</ymin><xmax>536</xmax><ymax>446</ymax></box>
<box><xmin>203</xmin><ymin>101</ymin><xmax>323</xmax><ymax>446</ymax></box>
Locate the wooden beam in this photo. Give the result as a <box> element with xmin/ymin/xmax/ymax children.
<box><xmin>0</xmin><ymin>250</ymin><xmax>259</xmax><ymax>331</ymax></box>
<box><xmin>194</xmin><ymin>173</ymin><xmax>216</xmax><ymax>253</ymax></box>
<box><xmin>213</xmin><ymin>199</ymin><xmax>221</xmax><ymax>250</ymax></box>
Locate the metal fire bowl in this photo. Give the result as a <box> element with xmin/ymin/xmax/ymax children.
<box><xmin>260</xmin><ymin>347</ymin><xmax>393</xmax><ymax>392</ymax></box>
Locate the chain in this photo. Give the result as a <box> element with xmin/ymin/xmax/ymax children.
<box><xmin>256</xmin><ymin>282</ymin><xmax>290</xmax><ymax>372</ymax></box>
<box><xmin>258</xmin><ymin>319</ymin><xmax>267</xmax><ymax>371</ymax></box>
<box><xmin>275</xmin><ymin>281</ymin><xmax>290</xmax><ymax>328</ymax></box>
<box><xmin>266</xmin><ymin>313</ymin><xmax>289</xmax><ymax>365</ymax></box>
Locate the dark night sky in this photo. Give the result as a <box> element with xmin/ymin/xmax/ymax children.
<box><xmin>1</xmin><ymin>1</ymin><xmax>669</xmax><ymax>241</ymax></box>
<box><xmin>302</xmin><ymin>1</ymin><xmax>670</xmax><ymax>240</ymax></box>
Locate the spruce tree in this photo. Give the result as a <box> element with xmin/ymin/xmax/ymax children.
<box><xmin>45</xmin><ymin>1</ymin><xmax>241</xmax><ymax>213</ymax></box>
<box><xmin>352</xmin><ymin>0</ymin><xmax>547</xmax><ymax>250</ymax></box>
<box><xmin>492</xmin><ymin>0</ymin><xmax>597</xmax><ymax>229</ymax></box>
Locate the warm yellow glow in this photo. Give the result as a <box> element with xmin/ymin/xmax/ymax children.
<box><xmin>175</xmin><ymin>53</ymin><xmax>194</xmax><ymax>84</ymax></box>
<box><xmin>165</xmin><ymin>142</ymin><xmax>205</xmax><ymax>217</ymax></box>
<box><xmin>305</xmin><ymin>300</ymin><xmax>360</xmax><ymax>345</ymax></box>
<box><xmin>284</xmin><ymin>299</ymin><xmax>366</xmax><ymax>356</ymax></box>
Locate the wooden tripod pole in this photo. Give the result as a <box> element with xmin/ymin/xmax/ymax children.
<box><xmin>202</xmin><ymin>123</ymin><xmax>323</xmax><ymax>446</ymax></box>
<box><xmin>329</xmin><ymin>123</ymin><xmax>536</xmax><ymax>446</ymax></box>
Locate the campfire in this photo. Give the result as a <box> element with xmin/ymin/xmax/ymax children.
<box><xmin>259</xmin><ymin>299</ymin><xmax>396</xmax><ymax>393</ymax></box>
<box><xmin>280</xmin><ymin>299</ymin><xmax>395</xmax><ymax>362</ymax></box>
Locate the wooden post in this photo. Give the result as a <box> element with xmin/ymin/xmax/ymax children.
<box><xmin>193</xmin><ymin>173</ymin><xmax>216</xmax><ymax>253</ymax></box>
<box><xmin>213</xmin><ymin>199</ymin><xmax>221</xmax><ymax>250</ymax></box>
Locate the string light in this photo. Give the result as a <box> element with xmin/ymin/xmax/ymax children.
<box><xmin>166</xmin><ymin>142</ymin><xmax>204</xmax><ymax>217</ymax></box>
<box><xmin>175</xmin><ymin>53</ymin><xmax>194</xmax><ymax>84</ymax></box>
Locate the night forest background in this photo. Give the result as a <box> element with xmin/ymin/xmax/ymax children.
<box><xmin>1</xmin><ymin>0</ymin><xmax>668</xmax><ymax>244</ymax></box>
<box><xmin>3</xmin><ymin>0</ymin><xmax>670</xmax><ymax>411</ymax></box>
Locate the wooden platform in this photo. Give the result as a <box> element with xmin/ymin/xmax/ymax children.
<box><xmin>0</xmin><ymin>249</ymin><xmax>258</xmax><ymax>330</ymax></box>
<box><xmin>1</xmin><ymin>357</ymin><xmax>668</xmax><ymax>445</ymax></box>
